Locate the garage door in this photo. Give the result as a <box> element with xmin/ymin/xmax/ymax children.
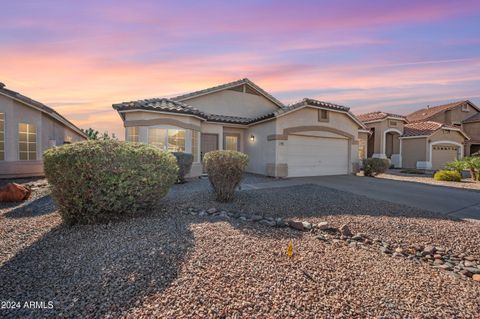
<box><xmin>432</xmin><ymin>144</ymin><xmax>458</xmax><ymax>170</ymax></box>
<box><xmin>287</xmin><ymin>135</ymin><xmax>349</xmax><ymax>177</ymax></box>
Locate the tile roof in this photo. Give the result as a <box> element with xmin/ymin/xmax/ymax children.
<box><xmin>171</xmin><ymin>78</ymin><xmax>285</xmax><ymax>108</ymax></box>
<box><xmin>402</xmin><ymin>121</ymin><xmax>462</xmax><ymax>137</ymax></box>
<box><xmin>113</xmin><ymin>97</ymin><xmax>275</xmax><ymax>125</ymax></box>
<box><xmin>406</xmin><ymin>100</ymin><xmax>469</xmax><ymax>123</ymax></box>
<box><xmin>462</xmin><ymin>112</ymin><xmax>480</xmax><ymax>124</ymax></box>
<box><xmin>0</xmin><ymin>83</ymin><xmax>87</xmax><ymax>138</ymax></box>
<box><xmin>356</xmin><ymin>111</ymin><xmax>406</xmax><ymax>123</ymax></box>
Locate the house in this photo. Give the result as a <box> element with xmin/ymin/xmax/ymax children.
<box><xmin>113</xmin><ymin>78</ymin><xmax>368</xmax><ymax>178</ymax></box>
<box><xmin>406</xmin><ymin>100</ymin><xmax>480</xmax><ymax>156</ymax></box>
<box><xmin>0</xmin><ymin>83</ymin><xmax>87</xmax><ymax>178</ymax></box>
<box><xmin>357</xmin><ymin>102</ymin><xmax>473</xmax><ymax>170</ymax></box>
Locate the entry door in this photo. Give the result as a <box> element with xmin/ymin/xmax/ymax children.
<box><xmin>201</xmin><ymin>133</ymin><xmax>218</xmax><ymax>161</ymax></box>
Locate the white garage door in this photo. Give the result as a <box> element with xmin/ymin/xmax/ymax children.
<box><xmin>287</xmin><ymin>135</ymin><xmax>349</xmax><ymax>177</ymax></box>
<box><xmin>432</xmin><ymin>144</ymin><xmax>459</xmax><ymax>170</ymax></box>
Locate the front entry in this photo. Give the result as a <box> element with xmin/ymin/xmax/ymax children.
<box><xmin>201</xmin><ymin>133</ymin><xmax>219</xmax><ymax>166</ymax></box>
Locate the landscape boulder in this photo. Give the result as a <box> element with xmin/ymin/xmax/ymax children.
<box><xmin>0</xmin><ymin>183</ymin><xmax>31</xmax><ymax>202</ymax></box>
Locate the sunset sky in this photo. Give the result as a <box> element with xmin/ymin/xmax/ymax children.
<box><xmin>1</xmin><ymin>0</ymin><xmax>480</xmax><ymax>139</ymax></box>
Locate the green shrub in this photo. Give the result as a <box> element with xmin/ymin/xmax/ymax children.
<box><xmin>462</xmin><ymin>156</ymin><xmax>480</xmax><ymax>181</ymax></box>
<box><xmin>362</xmin><ymin>158</ymin><xmax>389</xmax><ymax>177</ymax></box>
<box><xmin>203</xmin><ymin>150</ymin><xmax>248</xmax><ymax>202</ymax></box>
<box><xmin>172</xmin><ymin>152</ymin><xmax>193</xmax><ymax>183</ymax></box>
<box><xmin>445</xmin><ymin>159</ymin><xmax>465</xmax><ymax>174</ymax></box>
<box><xmin>43</xmin><ymin>140</ymin><xmax>178</xmax><ymax>225</ymax></box>
<box><xmin>434</xmin><ymin>170</ymin><xmax>462</xmax><ymax>182</ymax></box>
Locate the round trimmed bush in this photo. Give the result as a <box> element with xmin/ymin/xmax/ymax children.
<box><xmin>172</xmin><ymin>152</ymin><xmax>193</xmax><ymax>183</ymax></box>
<box><xmin>434</xmin><ymin>170</ymin><xmax>462</xmax><ymax>182</ymax></box>
<box><xmin>43</xmin><ymin>140</ymin><xmax>178</xmax><ymax>225</ymax></box>
<box><xmin>203</xmin><ymin>150</ymin><xmax>248</xmax><ymax>202</ymax></box>
<box><xmin>362</xmin><ymin>158</ymin><xmax>389</xmax><ymax>177</ymax></box>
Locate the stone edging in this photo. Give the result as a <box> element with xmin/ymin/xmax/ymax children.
<box><xmin>183</xmin><ymin>207</ymin><xmax>480</xmax><ymax>283</ymax></box>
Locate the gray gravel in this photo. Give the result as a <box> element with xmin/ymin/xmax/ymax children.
<box><xmin>1</xmin><ymin>176</ymin><xmax>479</xmax><ymax>318</ymax></box>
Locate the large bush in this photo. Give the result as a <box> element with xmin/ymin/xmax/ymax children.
<box><xmin>172</xmin><ymin>152</ymin><xmax>193</xmax><ymax>183</ymax></box>
<box><xmin>445</xmin><ymin>159</ymin><xmax>465</xmax><ymax>174</ymax></box>
<box><xmin>434</xmin><ymin>170</ymin><xmax>462</xmax><ymax>182</ymax></box>
<box><xmin>203</xmin><ymin>150</ymin><xmax>248</xmax><ymax>202</ymax></box>
<box><xmin>362</xmin><ymin>158</ymin><xmax>389</xmax><ymax>177</ymax></box>
<box><xmin>44</xmin><ymin>140</ymin><xmax>178</xmax><ymax>225</ymax></box>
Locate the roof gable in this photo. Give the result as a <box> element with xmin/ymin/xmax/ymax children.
<box><xmin>172</xmin><ymin>78</ymin><xmax>285</xmax><ymax>108</ymax></box>
<box><xmin>0</xmin><ymin>83</ymin><xmax>87</xmax><ymax>138</ymax></box>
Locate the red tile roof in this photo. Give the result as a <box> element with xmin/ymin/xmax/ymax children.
<box><xmin>406</xmin><ymin>100</ymin><xmax>469</xmax><ymax>123</ymax></box>
<box><xmin>402</xmin><ymin>121</ymin><xmax>466</xmax><ymax>137</ymax></box>
<box><xmin>356</xmin><ymin>111</ymin><xmax>406</xmax><ymax>123</ymax></box>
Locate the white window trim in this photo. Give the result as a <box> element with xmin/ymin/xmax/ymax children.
<box><xmin>18</xmin><ymin>122</ymin><xmax>38</xmax><ymax>161</ymax></box>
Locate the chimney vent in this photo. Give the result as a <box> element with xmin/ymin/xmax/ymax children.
<box><xmin>0</xmin><ymin>83</ymin><xmax>5</xmax><ymax>89</ymax></box>
<box><xmin>427</xmin><ymin>105</ymin><xmax>430</xmax><ymax>109</ymax></box>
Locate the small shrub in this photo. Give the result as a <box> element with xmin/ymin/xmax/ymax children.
<box><xmin>362</xmin><ymin>158</ymin><xmax>389</xmax><ymax>177</ymax></box>
<box><xmin>462</xmin><ymin>156</ymin><xmax>480</xmax><ymax>182</ymax></box>
<box><xmin>433</xmin><ymin>170</ymin><xmax>462</xmax><ymax>182</ymax></box>
<box><xmin>172</xmin><ymin>152</ymin><xmax>193</xmax><ymax>183</ymax></box>
<box><xmin>445</xmin><ymin>159</ymin><xmax>465</xmax><ymax>174</ymax></box>
<box><xmin>44</xmin><ymin>140</ymin><xmax>178</xmax><ymax>225</ymax></box>
<box><xmin>203</xmin><ymin>150</ymin><xmax>248</xmax><ymax>202</ymax></box>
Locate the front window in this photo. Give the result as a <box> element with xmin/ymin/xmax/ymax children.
<box><xmin>168</xmin><ymin>129</ymin><xmax>185</xmax><ymax>151</ymax></box>
<box><xmin>126</xmin><ymin>127</ymin><xmax>139</xmax><ymax>142</ymax></box>
<box><xmin>19</xmin><ymin>123</ymin><xmax>37</xmax><ymax>160</ymax></box>
<box><xmin>148</xmin><ymin>128</ymin><xmax>185</xmax><ymax>152</ymax></box>
<box><xmin>0</xmin><ymin>113</ymin><xmax>4</xmax><ymax>160</ymax></box>
<box><xmin>224</xmin><ymin>134</ymin><xmax>239</xmax><ymax>151</ymax></box>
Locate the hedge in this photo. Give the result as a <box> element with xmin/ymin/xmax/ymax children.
<box><xmin>172</xmin><ymin>152</ymin><xmax>194</xmax><ymax>183</ymax></box>
<box><xmin>433</xmin><ymin>170</ymin><xmax>462</xmax><ymax>182</ymax></box>
<box><xmin>43</xmin><ymin>140</ymin><xmax>178</xmax><ymax>225</ymax></box>
<box><xmin>362</xmin><ymin>158</ymin><xmax>389</xmax><ymax>177</ymax></box>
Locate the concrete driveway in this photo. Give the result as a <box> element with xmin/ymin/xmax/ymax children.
<box><xmin>242</xmin><ymin>175</ymin><xmax>480</xmax><ymax>221</ymax></box>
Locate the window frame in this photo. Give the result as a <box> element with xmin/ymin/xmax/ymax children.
<box><xmin>147</xmin><ymin>127</ymin><xmax>186</xmax><ymax>152</ymax></box>
<box><xmin>223</xmin><ymin>133</ymin><xmax>240</xmax><ymax>151</ymax></box>
<box><xmin>318</xmin><ymin>109</ymin><xmax>329</xmax><ymax>122</ymax></box>
<box><xmin>126</xmin><ymin>126</ymin><xmax>139</xmax><ymax>142</ymax></box>
<box><xmin>18</xmin><ymin>122</ymin><xmax>37</xmax><ymax>161</ymax></box>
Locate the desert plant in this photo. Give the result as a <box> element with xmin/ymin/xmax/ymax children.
<box><xmin>461</xmin><ymin>156</ymin><xmax>480</xmax><ymax>181</ymax></box>
<box><xmin>43</xmin><ymin>140</ymin><xmax>178</xmax><ymax>225</ymax></box>
<box><xmin>445</xmin><ymin>159</ymin><xmax>465</xmax><ymax>174</ymax></box>
<box><xmin>362</xmin><ymin>158</ymin><xmax>389</xmax><ymax>177</ymax></box>
<box><xmin>203</xmin><ymin>150</ymin><xmax>248</xmax><ymax>202</ymax></box>
<box><xmin>433</xmin><ymin>170</ymin><xmax>462</xmax><ymax>182</ymax></box>
<box><xmin>172</xmin><ymin>152</ymin><xmax>193</xmax><ymax>183</ymax></box>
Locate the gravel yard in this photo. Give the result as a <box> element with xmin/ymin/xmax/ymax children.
<box><xmin>1</xmin><ymin>177</ymin><xmax>480</xmax><ymax>318</ymax></box>
<box><xmin>377</xmin><ymin>170</ymin><xmax>480</xmax><ymax>191</ymax></box>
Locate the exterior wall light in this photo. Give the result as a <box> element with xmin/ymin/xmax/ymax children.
<box><xmin>250</xmin><ymin>135</ymin><xmax>255</xmax><ymax>142</ymax></box>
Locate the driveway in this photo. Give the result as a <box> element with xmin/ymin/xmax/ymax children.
<box><xmin>242</xmin><ymin>175</ymin><xmax>480</xmax><ymax>221</ymax></box>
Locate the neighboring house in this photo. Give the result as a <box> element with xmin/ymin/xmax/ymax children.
<box><xmin>357</xmin><ymin>103</ymin><xmax>472</xmax><ymax>170</ymax></box>
<box><xmin>407</xmin><ymin>100</ymin><xmax>480</xmax><ymax>156</ymax></box>
<box><xmin>0</xmin><ymin>83</ymin><xmax>87</xmax><ymax>177</ymax></box>
<box><xmin>113</xmin><ymin>78</ymin><xmax>368</xmax><ymax>178</ymax></box>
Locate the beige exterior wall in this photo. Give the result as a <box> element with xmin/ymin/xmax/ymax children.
<box><xmin>401</xmin><ymin>137</ymin><xmax>427</xmax><ymax>168</ymax></box>
<box><xmin>363</xmin><ymin>118</ymin><xmax>404</xmax><ymax>156</ymax></box>
<box><xmin>0</xmin><ymin>94</ymin><xmax>85</xmax><ymax>177</ymax></box>
<box><xmin>181</xmin><ymin>89</ymin><xmax>279</xmax><ymax>118</ymax></box>
<box><xmin>429</xmin><ymin>104</ymin><xmax>477</xmax><ymax>124</ymax></box>
<box><xmin>244</xmin><ymin>120</ymin><xmax>276</xmax><ymax>175</ymax></box>
<box><xmin>358</xmin><ymin>132</ymin><xmax>369</xmax><ymax>160</ymax></box>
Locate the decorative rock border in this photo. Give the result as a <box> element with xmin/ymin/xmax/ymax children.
<box><xmin>183</xmin><ymin>207</ymin><xmax>480</xmax><ymax>283</ymax></box>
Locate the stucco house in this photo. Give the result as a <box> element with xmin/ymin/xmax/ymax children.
<box><xmin>113</xmin><ymin>78</ymin><xmax>368</xmax><ymax>178</ymax></box>
<box><xmin>357</xmin><ymin>101</ymin><xmax>475</xmax><ymax>170</ymax></box>
<box><xmin>406</xmin><ymin>100</ymin><xmax>480</xmax><ymax>156</ymax></box>
<box><xmin>0</xmin><ymin>83</ymin><xmax>87</xmax><ymax>177</ymax></box>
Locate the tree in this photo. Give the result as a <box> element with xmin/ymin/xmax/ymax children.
<box><xmin>81</xmin><ymin>128</ymin><xmax>99</xmax><ymax>140</ymax></box>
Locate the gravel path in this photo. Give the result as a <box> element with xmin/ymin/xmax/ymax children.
<box><xmin>377</xmin><ymin>171</ymin><xmax>480</xmax><ymax>191</ymax></box>
<box><xmin>1</xmin><ymin>177</ymin><xmax>479</xmax><ymax>318</ymax></box>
